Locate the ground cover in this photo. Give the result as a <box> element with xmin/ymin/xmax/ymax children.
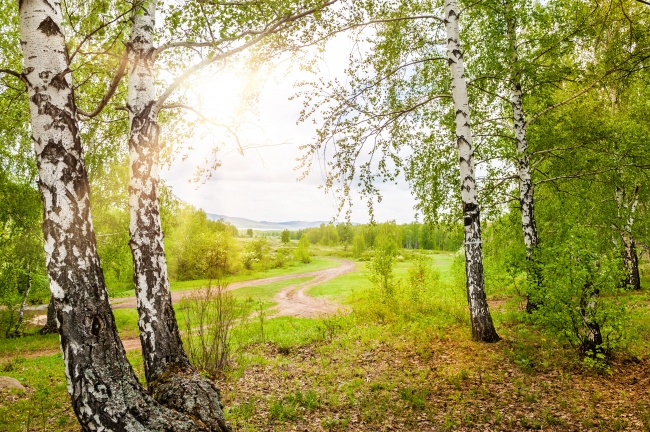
<box><xmin>1</xmin><ymin>251</ymin><xmax>650</xmax><ymax>431</ymax></box>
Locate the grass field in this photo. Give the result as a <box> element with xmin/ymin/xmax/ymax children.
<box><xmin>2</xmin><ymin>251</ymin><xmax>650</xmax><ymax>431</ymax></box>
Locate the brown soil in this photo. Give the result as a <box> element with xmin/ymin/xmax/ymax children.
<box><xmin>270</xmin><ymin>259</ymin><xmax>356</xmax><ymax>318</ymax></box>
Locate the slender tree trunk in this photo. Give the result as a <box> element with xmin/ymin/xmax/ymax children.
<box><xmin>580</xmin><ymin>281</ymin><xmax>603</xmax><ymax>356</ymax></box>
<box><xmin>10</xmin><ymin>266</ymin><xmax>31</xmax><ymax>337</ymax></box>
<box><xmin>444</xmin><ymin>0</ymin><xmax>500</xmax><ymax>343</ymax></box>
<box><xmin>504</xmin><ymin>0</ymin><xmax>541</xmax><ymax>312</ymax></box>
<box><xmin>621</xmin><ymin>236</ymin><xmax>641</xmax><ymax>290</ymax></box>
<box><xmin>40</xmin><ymin>297</ymin><xmax>58</xmax><ymax>334</ymax></box>
<box><xmin>19</xmin><ymin>1</ymin><xmax>205</xmax><ymax>430</ymax></box>
<box><xmin>126</xmin><ymin>2</ymin><xmax>229</xmax><ymax>430</ymax></box>
<box><xmin>616</xmin><ymin>185</ymin><xmax>641</xmax><ymax>290</ymax></box>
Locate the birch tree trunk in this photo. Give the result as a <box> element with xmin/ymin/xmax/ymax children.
<box><xmin>621</xmin><ymin>236</ymin><xmax>641</xmax><ymax>290</ymax></box>
<box><xmin>580</xmin><ymin>281</ymin><xmax>603</xmax><ymax>356</ymax></box>
<box><xmin>10</xmin><ymin>266</ymin><xmax>31</xmax><ymax>337</ymax></box>
<box><xmin>40</xmin><ymin>297</ymin><xmax>58</xmax><ymax>334</ymax></box>
<box><xmin>616</xmin><ymin>186</ymin><xmax>641</xmax><ymax>290</ymax></box>
<box><xmin>126</xmin><ymin>2</ymin><xmax>229</xmax><ymax>429</ymax></box>
<box><xmin>504</xmin><ymin>0</ymin><xmax>541</xmax><ymax>312</ymax></box>
<box><xmin>444</xmin><ymin>0</ymin><xmax>500</xmax><ymax>342</ymax></box>
<box><xmin>19</xmin><ymin>1</ymin><xmax>208</xmax><ymax>430</ymax></box>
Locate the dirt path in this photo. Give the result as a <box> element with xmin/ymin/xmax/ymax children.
<box><xmin>271</xmin><ymin>259</ymin><xmax>356</xmax><ymax>318</ymax></box>
<box><xmin>110</xmin><ymin>259</ymin><xmax>355</xmax><ymax>310</ymax></box>
<box><xmin>13</xmin><ymin>259</ymin><xmax>356</xmax><ymax>359</ymax></box>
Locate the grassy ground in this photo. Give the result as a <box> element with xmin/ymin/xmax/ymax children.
<box><xmin>2</xmin><ymin>251</ymin><xmax>650</xmax><ymax>431</ymax></box>
<box><xmin>106</xmin><ymin>256</ymin><xmax>338</xmax><ymax>297</ymax></box>
<box><xmin>171</xmin><ymin>257</ymin><xmax>336</xmax><ymax>292</ymax></box>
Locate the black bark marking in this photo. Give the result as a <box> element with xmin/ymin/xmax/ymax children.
<box><xmin>50</xmin><ymin>71</ymin><xmax>69</xmax><ymax>90</ymax></box>
<box><xmin>91</xmin><ymin>315</ymin><xmax>102</xmax><ymax>336</ymax></box>
<box><xmin>463</xmin><ymin>202</ymin><xmax>478</xmax><ymax>213</ymax></box>
<box><xmin>38</xmin><ymin>16</ymin><xmax>61</xmax><ymax>37</ymax></box>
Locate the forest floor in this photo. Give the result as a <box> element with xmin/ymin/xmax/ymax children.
<box><xmin>2</xmin><ymin>252</ymin><xmax>650</xmax><ymax>431</ymax></box>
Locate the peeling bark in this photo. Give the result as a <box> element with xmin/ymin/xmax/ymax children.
<box><xmin>444</xmin><ymin>0</ymin><xmax>500</xmax><ymax>343</ymax></box>
<box><xmin>504</xmin><ymin>0</ymin><xmax>541</xmax><ymax>312</ymax></box>
<box><xmin>19</xmin><ymin>1</ymin><xmax>207</xmax><ymax>429</ymax></box>
<box><xmin>126</xmin><ymin>2</ymin><xmax>229</xmax><ymax>429</ymax></box>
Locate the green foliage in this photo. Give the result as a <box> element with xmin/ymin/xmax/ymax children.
<box><xmin>281</xmin><ymin>229</ymin><xmax>290</xmax><ymax>244</ymax></box>
<box><xmin>304</xmin><ymin>224</ymin><xmax>340</xmax><ymax>246</ymax></box>
<box><xmin>372</xmin><ymin>222</ymin><xmax>401</xmax><ymax>257</ymax></box>
<box><xmin>295</xmin><ymin>234</ymin><xmax>311</xmax><ymax>264</ymax></box>
<box><xmin>167</xmin><ymin>205</ymin><xmax>240</xmax><ymax>280</ymax></box>
<box><xmin>407</xmin><ymin>255</ymin><xmax>440</xmax><ymax>305</ymax></box>
<box><xmin>242</xmin><ymin>238</ymin><xmax>272</xmax><ymax>271</ymax></box>
<box><xmin>351</xmin><ymin>234</ymin><xmax>366</xmax><ymax>259</ymax></box>
<box><xmin>0</xmin><ymin>176</ymin><xmax>48</xmax><ymax>336</ymax></box>
<box><xmin>531</xmin><ymin>228</ymin><xmax>628</xmax><ymax>361</ymax></box>
<box><xmin>367</xmin><ymin>249</ymin><xmax>397</xmax><ymax>302</ymax></box>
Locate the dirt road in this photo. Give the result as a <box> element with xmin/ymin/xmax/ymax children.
<box><xmin>271</xmin><ymin>259</ymin><xmax>356</xmax><ymax>318</ymax></box>
<box><xmin>110</xmin><ymin>259</ymin><xmax>356</xmax><ymax>312</ymax></box>
<box><xmin>18</xmin><ymin>259</ymin><xmax>356</xmax><ymax>358</ymax></box>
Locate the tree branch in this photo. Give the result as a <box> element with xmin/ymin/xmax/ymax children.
<box><xmin>534</xmin><ymin>168</ymin><xmax>617</xmax><ymax>185</ymax></box>
<box><xmin>77</xmin><ymin>54</ymin><xmax>128</xmax><ymax>118</ymax></box>
<box><xmin>0</xmin><ymin>68</ymin><xmax>25</xmax><ymax>83</ymax></box>
<box><xmin>68</xmin><ymin>7</ymin><xmax>133</xmax><ymax>62</ymax></box>
<box><xmin>153</xmin><ymin>0</ymin><xmax>339</xmax><ymax>112</ymax></box>
<box><xmin>527</xmin><ymin>66</ymin><xmax>620</xmax><ymax>126</ymax></box>
<box><xmin>289</xmin><ymin>15</ymin><xmax>445</xmax><ymax>52</ymax></box>
<box><xmin>162</xmin><ymin>103</ymin><xmax>244</xmax><ymax>154</ymax></box>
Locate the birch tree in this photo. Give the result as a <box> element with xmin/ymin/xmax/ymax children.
<box><xmin>120</xmin><ymin>0</ymin><xmax>338</xmax><ymax>425</ymax></box>
<box><xmin>296</xmin><ymin>0</ymin><xmax>499</xmax><ymax>341</ymax></box>
<box><xmin>443</xmin><ymin>0</ymin><xmax>499</xmax><ymax>342</ymax></box>
<box><xmin>13</xmin><ymin>0</ymin><xmax>210</xmax><ymax>429</ymax></box>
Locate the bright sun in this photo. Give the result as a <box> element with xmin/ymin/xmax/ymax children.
<box><xmin>190</xmin><ymin>70</ymin><xmax>249</xmax><ymax>122</ymax></box>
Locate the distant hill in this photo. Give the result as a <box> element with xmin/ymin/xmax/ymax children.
<box><xmin>206</xmin><ymin>214</ymin><xmax>330</xmax><ymax>231</ymax></box>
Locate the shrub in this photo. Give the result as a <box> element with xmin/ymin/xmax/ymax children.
<box><xmin>407</xmin><ymin>255</ymin><xmax>440</xmax><ymax>306</ymax></box>
<box><xmin>367</xmin><ymin>249</ymin><xmax>397</xmax><ymax>302</ymax></box>
<box><xmin>532</xmin><ymin>229</ymin><xmax>628</xmax><ymax>363</ymax></box>
<box><xmin>180</xmin><ymin>280</ymin><xmax>248</xmax><ymax>376</ymax></box>
<box><xmin>295</xmin><ymin>234</ymin><xmax>311</xmax><ymax>263</ymax></box>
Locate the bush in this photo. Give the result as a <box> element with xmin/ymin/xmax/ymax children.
<box><xmin>180</xmin><ymin>281</ymin><xmax>248</xmax><ymax>376</ymax></box>
<box><xmin>295</xmin><ymin>234</ymin><xmax>311</xmax><ymax>263</ymax></box>
<box><xmin>532</xmin><ymin>229</ymin><xmax>628</xmax><ymax>363</ymax></box>
<box><xmin>367</xmin><ymin>249</ymin><xmax>397</xmax><ymax>302</ymax></box>
<box><xmin>407</xmin><ymin>255</ymin><xmax>440</xmax><ymax>306</ymax></box>
<box><xmin>351</xmin><ymin>234</ymin><xmax>366</xmax><ymax>259</ymax></box>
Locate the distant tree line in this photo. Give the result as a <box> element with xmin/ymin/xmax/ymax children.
<box><xmin>291</xmin><ymin>221</ymin><xmax>463</xmax><ymax>252</ymax></box>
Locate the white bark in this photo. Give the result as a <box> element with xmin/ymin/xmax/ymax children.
<box><xmin>127</xmin><ymin>0</ymin><xmax>187</xmax><ymax>382</ymax></box>
<box><xmin>444</xmin><ymin>0</ymin><xmax>499</xmax><ymax>342</ymax></box>
<box><xmin>615</xmin><ymin>186</ymin><xmax>641</xmax><ymax>290</ymax></box>
<box><xmin>19</xmin><ymin>1</ymin><xmax>204</xmax><ymax>429</ymax></box>
<box><xmin>126</xmin><ymin>3</ymin><xmax>230</xmax><ymax>429</ymax></box>
<box><xmin>504</xmin><ymin>0</ymin><xmax>541</xmax><ymax>312</ymax></box>
<box><xmin>505</xmin><ymin>0</ymin><xmax>539</xmax><ymax>257</ymax></box>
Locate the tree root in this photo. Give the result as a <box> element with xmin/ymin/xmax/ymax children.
<box><xmin>150</xmin><ymin>366</ymin><xmax>231</xmax><ymax>432</ymax></box>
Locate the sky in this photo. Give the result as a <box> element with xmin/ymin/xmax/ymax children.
<box><xmin>160</xmin><ymin>36</ymin><xmax>422</xmax><ymax>225</ymax></box>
